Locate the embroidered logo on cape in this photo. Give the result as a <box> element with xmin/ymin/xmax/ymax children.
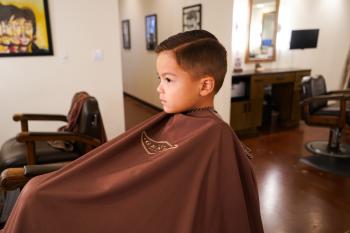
<box><xmin>141</xmin><ymin>131</ymin><xmax>178</xmax><ymax>155</ymax></box>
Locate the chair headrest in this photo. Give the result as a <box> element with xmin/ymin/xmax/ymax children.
<box><xmin>75</xmin><ymin>96</ymin><xmax>106</xmax><ymax>153</ymax></box>
<box><xmin>301</xmin><ymin>75</ymin><xmax>327</xmax><ymax>112</ymax></box>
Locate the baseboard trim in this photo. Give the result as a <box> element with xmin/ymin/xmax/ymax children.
<box><xmin>123</xmin><ymin>92</ymin><xmax>162</xmax><ymax>112</ymax></box>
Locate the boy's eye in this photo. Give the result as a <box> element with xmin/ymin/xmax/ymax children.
<box><xmin>157</xmin><ymin>75</ymin><xmax>174</xmax><ymax>83</ymax></box>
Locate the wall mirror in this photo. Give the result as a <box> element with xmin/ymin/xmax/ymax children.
<box><xmin>246</xmin><ymin>0</ymin><xmax>279</xmax><ymax>63</ymax></box>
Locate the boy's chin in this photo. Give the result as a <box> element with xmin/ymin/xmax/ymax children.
<box><xmin>163</xmin><ymin>106</ymin><xmax>178</xmax><ymax>114</ymax></box>
<box><xmin>163</xmin><ymin>107</ymin><xmax>189</xmax><ymax>114</ymax></box>
<box><xmin>163</xmin><ymin>108</ymin><xmax>175</xmax><ymax>114</ymax></box>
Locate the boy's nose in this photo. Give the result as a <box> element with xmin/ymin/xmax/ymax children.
<box><xmin>157</xmin><ymin>83</ymin><xmax>163</xmax><ymax>93</ymax></box>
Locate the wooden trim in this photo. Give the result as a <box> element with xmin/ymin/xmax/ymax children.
<box><xmin>123</xmin><ymin>92</ymin><xmax>162</xmax><ymax>112</ymax></box>
<box><xmin>245</xmin><ymin>0</ymin><xmax>280</xmax><ymax>63</ymax></box>
<box><xmin>13</xmin><ymin>113</ymin><xmax>67</xmax><ymax>122</ymax></box>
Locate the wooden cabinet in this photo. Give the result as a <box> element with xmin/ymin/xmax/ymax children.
<box><xmin>231</xmin><ymin>68</ymin><xmax>311</xmax><ymax>133</ymax></box>
<box><xmin>230</xmin><ymin>100</ymin><xmax>262</xmax><ymax>131</ymax></box>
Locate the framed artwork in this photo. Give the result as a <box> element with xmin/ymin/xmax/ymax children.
<box><xmin>121</xmin><ymin>19</ymin><xmax>131</xmax><ymax>49</ymax></box>
<box><xmin>0</xmin><ymin>0</ymin><xmax>53</xmax><ymax>57</ymax></box>
<box><xmin>183</xmin><ymin>4</ymin><xmax>202</xmax><ymax>32</ymax></box>
<box><xmin>145</xmin><ymin>14</ymin><xmax>157</xmax><ymax>50</ymax></box>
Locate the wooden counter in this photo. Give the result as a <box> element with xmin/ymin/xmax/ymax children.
<box><xmin>230</xmin><ymin>68</ymin><xmax>311</xmax><ymax>134</ymax></box>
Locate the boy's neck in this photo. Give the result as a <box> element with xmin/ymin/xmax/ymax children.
<box><xmin>193</xmin><ymin>96</ymin><xmax>214</xmax><ymax>109</ymax></box>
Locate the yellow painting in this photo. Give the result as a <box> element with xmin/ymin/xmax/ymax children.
<box><xmin>0</xmin><ymin>0</ymin><xmax>53</xmax><ymax>56</ymax></box>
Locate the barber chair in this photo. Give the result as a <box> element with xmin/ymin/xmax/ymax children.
<box><xmin>0</xmin><ymin>92</ymin><xmax>106</xmax><ymax>224</ymax></box>
<box><xmin>300</xmin><ymin>75</ymin><xmax>350</xmax><ymax>176</ymax></box>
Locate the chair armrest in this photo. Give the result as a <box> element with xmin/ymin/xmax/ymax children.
<box><xmin>13</xmin><ymin>113</ymin><xmax>67</xmax><ymax>122</ymax></box>
<box><xmin>301</xmin><ymin>94</ymin><xmax>350</xmax><ymax>104</ymax></box>
<box><xmin>327</xmin><ymin>89</ymin><xmax>350</xmax><ymax>95</ymax></box>
<box><xmin>301</xmin><ymin>94</ymin><xmax>350</xmax><ymax>128</ymax></box>
<box><xmin>24</xmin><ymin>162</ymin><xmax>69</xmax><ymax>177</ymax></box>
<box><xmin>0</xmin><ymin>168</ymin><xmax>29</xmax><ymax>190</ymax></box>
<box><xmin>13</xmin><ymin>113</ymin><xmax>67</xmax><ymax>132</ymax></box>
<box><xmin>16</xmin><ymin>131</ymin><xmax>101</xmax><ymax>147</ymax></box>
<box><xmin>0</xmin><ymin>162</ymin><xmax>68</xmax><ymax>190</ymax></box>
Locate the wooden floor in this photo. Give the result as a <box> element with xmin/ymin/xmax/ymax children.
<box><xmin>124</xmin><ymin>94</ymin><xmax>161</xmax><ymax>130</ymax></box>
<box><xmin>124</xmin><ymin>94</ymin><xmax>350</xmax><ymax>233</ymax></box>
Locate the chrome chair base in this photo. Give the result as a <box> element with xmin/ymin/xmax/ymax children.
<box><xmin>305</xmin><ymin>141</ymin><xmax>350</xmax><ymax>158</ymax></box>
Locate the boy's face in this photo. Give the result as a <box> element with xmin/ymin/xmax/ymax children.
<box><xmin>156</xmin><ymin>51</ymin><xmax>203</xmax><ymax>113</ymax></box>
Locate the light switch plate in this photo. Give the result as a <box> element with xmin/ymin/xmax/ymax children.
<box><xmin>93</xmin><ymin>49</ymin><xmax>104</xmax><ymax>61</ymax></box>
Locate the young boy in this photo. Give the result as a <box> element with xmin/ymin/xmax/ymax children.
<box><xmin>1</xmin><ymin>30</ymin><xmax>264</xmax><ymax>233</ymax></box>
<box><xmin>155</xmin><ymin>30</ymin><xmax>226</xmax><ymax>113</ymax></box>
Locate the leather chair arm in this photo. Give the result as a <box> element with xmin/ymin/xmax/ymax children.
<box><xmin>13</xmin><ymin>113</ymin><xmax>67</xmax><ymax>122</ymax></box>
<box><xmin>302</xmin><ymin>94</ymin><xmax>350</xmax><ymax>114</ymax></box>
<box><xmin>16</xmin><ymin>132</ymin><xmax>101</xmax><ymax>147</ymax></box>
<box><xmin>301</xmin><ymin>94</ymin><xmax>350</xmax><ymax>105</ymax></box>
<box><xmin>0</xmin><ymin>162</ymin><xmax>68</xmax><ymax>190</ymax></box>
<box><xmin>327</xmin><ymin>89</ymin><xmax>350</xmax><ymax>95</ymax></box>
<box><xmin>0</xmin><ymin>168</ymin><xmax>29</xmax><ymax>190</ymax></box>
<box><xmin>24</xmin><ymin>162</ymin><xmax>69</xmax><ymax>177</ymax></box>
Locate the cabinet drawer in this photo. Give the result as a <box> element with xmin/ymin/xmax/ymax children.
<box><xmin>231</xmin><ymin>101</ymin><xmax>250</xmax><ymax>114</ymax></box>
<box><xmin>251</xmin><ymin>73</ymin><xmax>295</xmax><ymax>98</ymax></box>
<box><xmin>252</xmin><ymin>73</ymin><xmax>295</xmax><ymax>84</ymax></box>
<box><xmin>271</xmin><ymin>73</ymin><xmax>295</xmax><ymax>83</ymax></box>
<box><xmin>250</xmin><ymin>78</ymin><xmax>265</xmax><ymax>99</ymax></box>
<box><xmin>230</xmin><ymin>100</ymin><xmax>262</xmax><ymax>130</ymax></box>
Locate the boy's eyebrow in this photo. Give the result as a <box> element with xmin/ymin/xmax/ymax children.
<box><xmin>158</xmin><ymin>72</ymin><xmax>177</xmax><ymax>77</ymax></box>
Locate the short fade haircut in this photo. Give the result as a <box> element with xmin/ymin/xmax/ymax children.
<box><xmin>155</xmin><ymin>30</ymin><xmax>227</xmax><ymax>93</ymax></box>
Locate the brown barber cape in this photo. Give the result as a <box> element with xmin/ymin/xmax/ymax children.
<box><xmin>1</xmin><ymin>110</ymin><xmax>264</xmax><ymax>233</ymax></box>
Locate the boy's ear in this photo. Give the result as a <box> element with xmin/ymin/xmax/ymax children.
<box><xmin>199</xmin><ymin>76</ymin><xmax>215</xmax><ymax>96</ymax></box>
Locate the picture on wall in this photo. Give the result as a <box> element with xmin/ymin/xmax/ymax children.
<box><xmin>145</xmin><ymin>14</ymin><xmax>157</xmax><ymax>50</ymax></box>
<box><xmin>0</xmin><ymin>0</ymin><xmax>53</xmax><ymax>56</ymax></box>
<box><xmin>182</xmin><ymin>4</ymin><xmax>201</xmax><ymax>32</ymax></box>
<box><xmin>121</xmin><ymin>19</ymin><xmax>131</xmax><ymax>49</ymax></box>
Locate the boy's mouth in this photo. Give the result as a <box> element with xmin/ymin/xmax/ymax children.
<box><xmin>159</xmin><ymin>96</ymin><xmax>166</xmax><ymax>103</ymax></box>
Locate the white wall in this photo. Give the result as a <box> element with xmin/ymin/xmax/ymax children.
<box><xmin>119</xmin><ymin>0</ymin><xmax>233</xmax><ymax>123</ymax></box>
<box><xmin>233</xmin><ymin>0</ymin><xmax>350</xmax><ymax>90</ymax></box>
<box><xmin>0</xmin><ymin>0</ymin><xmax>125</xmax><ymax>145</ymax></box>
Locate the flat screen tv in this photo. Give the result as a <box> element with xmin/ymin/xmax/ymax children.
<box><xmin>290</xmin><ymin>29</ymin><xmax>319</xmax><ymax>49</ymax></box>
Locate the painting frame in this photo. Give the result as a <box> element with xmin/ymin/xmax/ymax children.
<box><xmin>0</xmin><ymin>0</ymin><xmax>53</xmax><ymax>57</ymax></box>
<box><xmin>145</xmin><ymin>14</ymin><xmax>157</xmax><ymax>51</ymax></box>
<box><xmin>182</xmin><ymin>4</ymin><xmax>202</xmax><ymax>32</ymax></box>
<box><xmin>121</xmin><ymin>19</ymin><xmax>131</xmax><ymax>49</ymax></box>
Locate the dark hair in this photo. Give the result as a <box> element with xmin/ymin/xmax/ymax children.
<box><xmin>22</xmin><ymin>8</ymin><xmax>37</xmax><ymax>35</ymax></box>
<box><xmin>0</xmin><ymin>5</ymin><xmax>36</xmax><ymax>34</ymax></box>
<box><xmin>155</xmin><ymin>30</ymin><xmax>227</xmax><ymax>93</ymax></box>
<box><xmin>0</xmin><ymin>4</ymin><xmax>19</xmax><ymax>22</ymax></box>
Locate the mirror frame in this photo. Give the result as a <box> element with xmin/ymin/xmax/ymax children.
<box><xmin>245</xmin><ymin>0</ymin><xmax>280</xmax><ymax>63</ymax></box>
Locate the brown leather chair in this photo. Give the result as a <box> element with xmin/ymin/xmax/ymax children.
<box><xmin>0</xmin><ymin>92</ymin><xmax>106</xmax><ymax>223</ymax></box>
<box><xmin>299</xmin><ymin>75</ymin><xmax>350</xmax><ymax>177</ymax></box>
<box><xmin>301</xmin><ymin>75</ymin><xmax>350</xmax><ymax>158</ymax></box>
